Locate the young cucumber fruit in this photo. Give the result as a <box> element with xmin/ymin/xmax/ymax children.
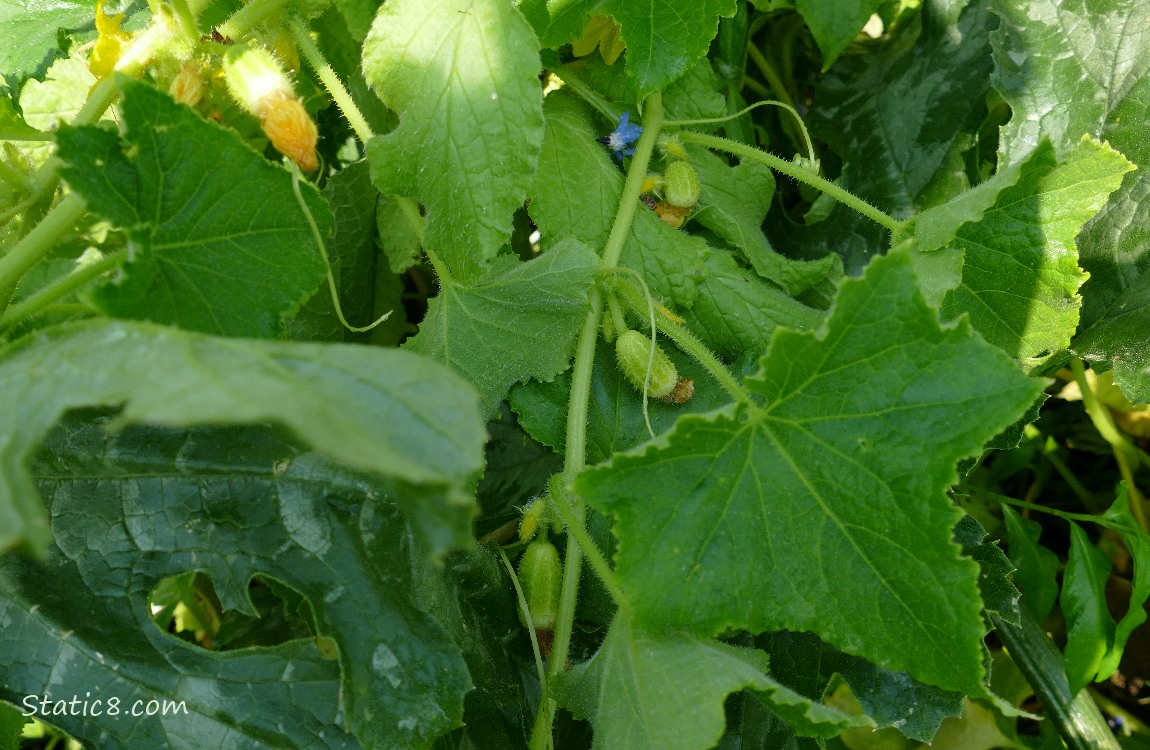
<box><xmin>517</xmin><ymin>538</ymin><xmax>563</xmax><ymax>631</ymax></box>
<box><xmin>615</xmin><ymin>329</ymin><xmax>679</xmax><ymax>399</ymax></box>
<box><xmin>663</xmin><ymin>160</ymin><xmax>700</xmax><ymax>209</ymax></box>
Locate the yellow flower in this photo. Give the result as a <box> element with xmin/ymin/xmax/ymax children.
<box><xmin>89</xmin><ymin>1</ymin><xmax>132</xmax><ymax>78</ymax></box>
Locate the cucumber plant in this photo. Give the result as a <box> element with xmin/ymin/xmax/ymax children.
<box><xmin>0</xmin><ymin>0</ymin><xmax>1148</xmax><ymax>748</ymax></box>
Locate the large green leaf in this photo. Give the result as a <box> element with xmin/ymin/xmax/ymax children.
<box><xmin>0</xmin><ymin>0</ymin><xmax>92</xmax><ymax>82</ymax></box>
<box><xmin>530</xmin><ymin>93</ymin><xmax>705</xmax><ymax>310</ymax></box>
<box><xmin>991</xmin><ymin>0</ymin><xmax>1150</xmax><ymax>401</ymax></box>
<box><xmin>0</xmin><ymin>320</ymin><xmax>484</xmax><ymax>558</ymax></box>
<box><xmin>779</xmin><ymin>0</ymin><xmax>998</xmax><ymax>276</ymax></box>
<box><xmin>555</xmin><ymin>616</ymin><xmax>863</xmax><ymax>750</ymax></box>
<box><xmin>0</xmin><ymin>415</ymin><xmax>469</xmax><ymax>749</ymax></box>
<box><xmin>361</xmin><ymin>0</ymin><xmax>542</xmax><ymax>283</ymax></box>
<box><xmin>55</xmin><ymin>79</ymin><xmax>329</xmax><ymax>338</ymax></box>
<box><xmin>807</xmin><ymin>0</ymin><xmax>997</xmax><ymax>219</ymax></box>
<box><xmin>937</xmin><ymin>137</ymin><xmax>1131</xmax><ymax>362</ymax></box>
<box><xmin>524</xmin><ymin>0</ymin><xmax>736</xmax><ymax>99</ymax></box>
<box><xmin>405</xmin><ymin>238</ymin><xmax>600</xmax><ymax>419</ymax></box>
<box><xmin>577</xmin><ymin>252</ymin><xmax>1042</xmax><ymax>696</ymax></box>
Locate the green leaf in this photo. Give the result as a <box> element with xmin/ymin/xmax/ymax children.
<box><xmin>895</xmin><ymin>157</ymin><xmax>1026</xmax><ymax>308</ymax></box>
<box><xmin>1095</xmin><ymin>486</ymin><xmax>1150</xmax><ymax>681</ymax></box>
<box><xmin>1061</xmin><ymin>523</ymin><xmax>1116</xmax><ymax>695</ymax></box>
<box><xmin>954</xmin><ymin>515</ymin><xmax>1021</xmax><ymax>627</ymax></box>
<box><xmin>18</xmin><ymin>53</ymin><xmax>94</xmax><ymax>167</ymax></box>
<box><xmin>376</xmin><ymin>195</ymin><xmax>422</xmax><ymax>274</ymax></box>
<box><xmin>555</xmin><ymin>615</ymin><xmax>860</xmax><ymax>750</ymax></box>
<box><xmin>410</xmin><ymin>545</ymin><xmax>530</xmax><ymax>750</ymax></box>
<box><xmin>991</xmin><ymin>0</ymin><xmax>1150</xmax><ymax>401</ymax></box>
<box><xmin>530</xmin><ymin>93</ymin><xmax>705</xmax><ymax>309</ymax></box>
<box><xmin>683</xmin><ymin>249</ymin><xmax>823</xmax><ymax>360</ymax></box>
<box><xmin>577</xmin><ymin>252</ymin><xmax>1043</xmax><ymax>696</ymax></box>
<box><xmin>528</xmin><ymin>0</ymin><xmax>736</xmax><ymax>99</ymax></box>
<box><xmin>362</xmin><ymin>0</ymin><xmax>543</xmax><ymax>283</ymax></box>
<box><xmin>284</xmin><ymin>160</ymin><xmax>380</xmax><ymax>343</ymax></box>
<box><xmin>0</xmin><ymin>0</ymin><xmax>92</xmax><ymax>82</ymax></box>
<box><xmin>687</xmin><ymin>144</ymin><xmax>839</xmax><ymax>296</ymax></box>
<box><xmin>938</xmin><ymin>137</ymin><xmax>1132</xmax><ymax>362</ymax></box>
<box><xmin>1001</xmin><ymin>505</ymin><xmax>1059</xmax><ymax>621</ymax></box>
<box><xmin>55</xmin><ymin>79</ymin><xmax>329</xmax><ymax>338</ymax></box>
<box><xmin>405</xmin><ymin>238</ymin><xmax>600</xmax><ymax>418</ymax></box>
<box><xmin>0</xmin><ymin>320</ymin><xmax>484</xmax><ymax>558</ymax></box>
<box><xmin>807</xmin><ymin>0</ymin><xmax>997</xmax><ymax>216</ymax></box>
<box><xmin>756</xmin><ymin>630</ymin><xmax>964</xmax><ymax>743</ymax></box>
<box><xmin>0</xmin><ymin>414</ymin><xmax>469</xmax><ymax>749</ymax></box>
<box><xmin>795</xmin><ymin>0</ymin><xmax>884</xmax><ymax>69</ymax></box>
<box><xmin>474</xmin><ymin>404</ymin><xmax>563</xmax><ymax>536</ymax></box>
<box><xmin>0</xmin><ymin>92</ymin><xmax>40</xmax><ymax>139</ymax></box>
<box><xmin>0</xmin><ymin>701</ymin><xmax>26</xmax><ymax>750</ymax></box>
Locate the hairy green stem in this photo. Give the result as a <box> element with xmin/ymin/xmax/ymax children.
<box><xmin>218</xmin><ymin>0</ymin><xmax>289</xmax><ymax>40</ymax></box>
<box><xmin>549</xmin><ymin>478</ymin><xmax>629</xmax><ymax>611</ymax></box>
<box><xmin>288</xmin><ymin>18</ymin><xmax>374</xmax><ymax>144</ymax></box>
<box><xmin>994</xmin><ymin>606</ymin><xmax>1122</xmax><ymax>750</ymax></box>
<box><xmin>0</xmin><ymin>249</ymin><xmax>126</xmax><ymax>334</ymax></box>
<box><xmin>530</xmin><ymin>94</ymin><xmax>666</xmax><ymax>749</ymax></box>
<box><xmin>1071</xmin><ymin>359</ymin><xmax>1149</xmax><ymax>532</ymax></box>
<box><xmin>604</xmin><ymin>292</ymin><xmax>627</xmax><ymax>336</ymax></box>
<box><xmin>0</xmin><ymin>194</ymin><xmax>87</xmax><ymax>312</ymax></box>
<box><xmin>678</xmin><ymin>131</ymin><xmax>904</xmax><ymax>233</ymax></box>
<box><xmin>978</xmin><ymin>489</ymin><xmax>1115</xmax><ymax>527</ymax></box>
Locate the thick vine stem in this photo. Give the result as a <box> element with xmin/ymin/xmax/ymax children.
<box><xmin>678</xmin><ymin>131</ymin><xmax>904</xmax><ymax>233</ymax></box>
<box><xmin>218</xmin><ymin>0</ymin><xmax>291</xmax><ymax>40</ymax></box>
<box><xmin>0</xmin><ymin>249</ymin><xmax>126</xmax><ymax>334</ymax></box>
<box><xmin>0</xmin><ymin>194</ymin><xmax>87</xmax><ymax>313</ymax></box>
<box><xmin>993</xmin><ymin>606</ymin><xmax>1121</xmax><ymax>750</ymax></box>
<box><xmin>528</xmin><ymin>94</ymin><xmax>665</xmax><ymax>750</ymax></box>
<box><xmin>287</xmin><ymin>18</ymin><xmax>374</xmax><ymax>145</ymax></box>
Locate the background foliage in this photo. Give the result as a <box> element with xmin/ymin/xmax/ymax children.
<box><xmin>1</xmin><ymin>0</ymin><xmax>1149</xmax><ymax>748</ymax></box>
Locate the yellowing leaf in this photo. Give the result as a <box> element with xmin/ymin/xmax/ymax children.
<box><xmin>89</xmin><ymin>1</ymin><xmax>131</xmax><ymax>78</ymax></box>
<box><xmin>573</xmin><ymin>14</ymin><xmax>626</xmax><ymax>65</ymax></box>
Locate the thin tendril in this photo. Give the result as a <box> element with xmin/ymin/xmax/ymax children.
<box><xmin>664</xmin><ymin>99</ymin><xmax>818</xmax><ymax>168</ymax></box>
<box><xmin>290</xmin><ymin>163</ymin><xmax>391</xmax><ymax>332</ymax></box>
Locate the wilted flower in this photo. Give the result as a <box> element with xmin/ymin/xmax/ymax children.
<box><xmin>598</xmin><ymin>111</ymin><xmax>642</xmax><ymax>160</ymax></box>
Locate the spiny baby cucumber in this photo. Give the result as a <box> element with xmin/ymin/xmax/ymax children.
<box><xmin>615</xmin><ymin>329</ymin><xmax>679</xmax><ymax>399</ymax></box>
<box><xmin>516</xmin><ymin>538</ymin><xmax>563</xmax><ymax>633</ymax></box>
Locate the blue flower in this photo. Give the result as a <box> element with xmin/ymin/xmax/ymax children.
<box><xmin>598</xmin><ymin>111</ymin><xmax>643</xmax><ymax>161</ymax></box>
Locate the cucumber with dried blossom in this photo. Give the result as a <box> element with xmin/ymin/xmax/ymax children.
<box><xmin>222</xmin><ymin>42</ymin><xmax>318</xmax><ymax>170</ymax></box>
